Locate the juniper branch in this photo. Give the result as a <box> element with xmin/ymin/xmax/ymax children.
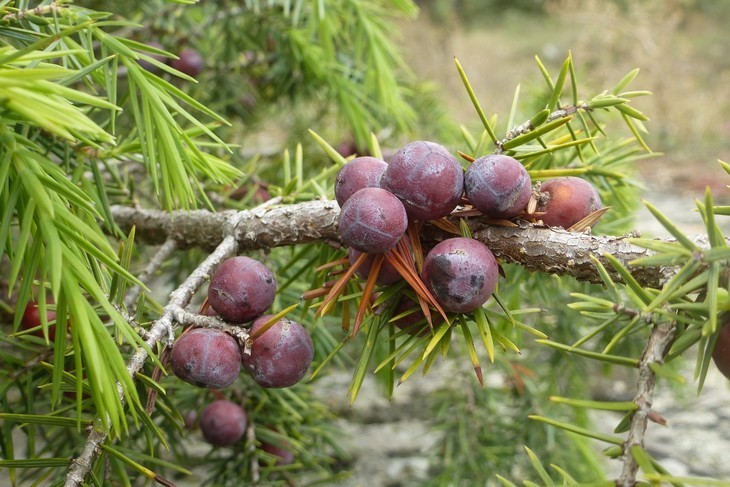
<box><xmin>617</xmin><ymin>321</ymin><xmax>676</xmax><ymax>486</ymax></box>
<box><xmin>110</xmin><ymin>200</ymin><xmax>722</xmax><ymax>288</ymax></box>
<box><xmin>65</xmin><ymin>235</ymin><xmax>239</xmax><ymax>487</ymax></box>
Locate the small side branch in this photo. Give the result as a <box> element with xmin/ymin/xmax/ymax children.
<box><xmin>125</xmin><ymin>238</ymin><xmax>179</xmax><ymax>313</ymax></box>
<box><xmin>65</xmin><ymin>235</ymin><xmax>239</xmax><ymax>487</ymax></box>
<box><xmin>617</xmin><ymin>322</ymin><xmax>676</xmax><ymax>486</ymax></box>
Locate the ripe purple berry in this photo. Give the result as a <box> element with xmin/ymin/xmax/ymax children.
<box><xmin>464</xmin><ymin>154</ymin><xmax>532</xmax><ymax>219</ymax></box>
<box><xmin>335</xmin><ymin>156</ymin><xmax>388</xmax><ymax>207</ymax></box>
<box><xmin>261</xmin><ymin>440</ymin><xmax>295</xmax><ymax>465</ymax></box>
<box><xmin>391</xmin><ymin>297</ymin><xmax>442</xmax><ymax>336</ymax></box>
<box><xmin>422</xmin><ymin>238</ymin><xmax>498</xmax><ymax>313</ymax></box>
<box><xmin>171</xmin><ymin>48</ymin><xmax>204</xmax><ymax>77</ymax></box>
<box><xmin>338</xmin><ymin>187</ymin><xmax>408</xmax><ymax>254</ymax></box>
<box><xmin>170</xmin><ymin>328</ymin><xmax>242</xmax><ymax>389</ymax></box>
<box><xmin>208</xmin><ymin>256</ymin><xmax>276</xmax><ymax>324</ymax></box>
<box><xmin>712</xmin><ymin>318</ymin><xmax>730</xmax><ymax>380</ymax></box>
<box><xmin>349</xmin><ymin>247</ymin><xmax>402</xmax><ymax>285</ymax></box>
<box><xmin>242</xmin><ymin>315</ymin><xmax>314</xmax><ymax>388</ymax></box>
<box><xmin>381</xmin><ymin>141</ymin><xmax>464</xmax><ymax>221</ymax></box>
<box><xmin>538</xmin><ymin>177</ymin><xmax>603</xmax><ymax>229</ymax></box>
<box><xmin>200</xmin><ymin>400</ymin><xmax>248</xmax><ymax>446</ymax></box>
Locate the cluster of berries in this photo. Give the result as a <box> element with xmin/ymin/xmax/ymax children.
<box><xmin>334</xmin><ymin>140</ymin><xmax>604</xmax><ymax>324</ymax></box>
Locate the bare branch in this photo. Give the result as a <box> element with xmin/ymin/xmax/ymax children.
<box><xmin>110</xmin><ymin>200</ymin><xmax>718</xmax><ymax>288</ymax></box>
<box><xmin>617</xmin><ymin>322</ymin><xmax>676</xmax><ymax>486</ymax></box>
<box><xmin>124</xmin><ymin>238</ymin><xmax>179</xmax><ymax>313</ymax></box>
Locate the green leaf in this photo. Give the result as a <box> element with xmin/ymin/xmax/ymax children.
<box><xmin>0</xmin><ymin>413</ymin><xmax>92</xmax><ymax>428</ymax></box>
<box><xmin>309</xmin><ymin>129</ymin><xmax>348</xmax><ymax>166</ymax></box>
<box><xmin>549</xmin><ymin>396</ymin><xmax>638</xmax><ymax>411</ymax></box>
<box><xmin>536</xmin><ymin>339</ymin><xmax>639</xmax><ymax>367</ymax></box>
<box><xmin>454</xmin><ymin>57</ymin><xmax>498</xmax><ymax>145</ymax></box>
<box><xmin>611</xmin><ymin>68</ymin><xmax>640</xmax><ymax>95</ymax></box>
<box><xmin>348</xmin><ymin>319</ymin><xmax>383</xmax><ymax>404</ymax></box>
<box><xmin>603</xmin><ymin>253</ymin><xmax>653</xmax><ymax>306</ymax></box>
<box><xmin>546</xmin><ymin>54</ymin><xmax>571</xmax><ymax>110</ymax></box>
<box><xmin>529</xmin><ymin>415</ymin><xmax>624</xmax><ymax>445</ymax></box>
<box><xmin>473</xmin><ymin>307</ymin><xmax>495</xmax><ymax>363</ymax></box>
<box><xmin>0</xmin><ymin>458</ymin><xmax>72</xmax><ymax>468</ymax></box>
<box><xmin>524</xmin><ymin>446</ymin><xmax>556</xmax><ymax>486</ymax></box>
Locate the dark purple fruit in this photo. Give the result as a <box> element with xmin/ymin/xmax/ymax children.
<box><xmin>138</xmin><ymin>41</ymin><xmax>167</xmax><ymax>73</ymax></box>
<box><xmin>171</xmin><ymin>48</ymin><xmax>204</xmax><ymax>77</ymax></box>
<box><xmin>338</xmin><ymin>187</ymin><xmax>408</xmax><ymax>254</ymax></box>
<box><xmin>200</xmin><ymin>400</ymin><xmax>247</xmax><ymax>446</ymax></box>
<box><xmin>261</xmin><ymin>439</ymin><xmax>295</xmax><ymax>465</ymax></box>
<box><xmin>242</xmin><ymin>315</ymin><xmax>314</xmax><ymax>388</ymax></box>
<box><xmin>712</xmin><ymin>318</ymin><xmax>730</xmax><ymax>380</ymax></box>
<box><xmin>422</xmin><ymin>238</ymin><xmax>498</xmax><ymax>313</ymax></box>
<box><xmin>21</xmin><ymin>300</ymin><xmax>57</xmax><ymax>340</ymax></box>
<box><xmin>170</xmin><ymin>328</ymin><xmax>241</xmax><ymax>389</ymax></box>
<box><xmin>464</xmin><ymin>154</ymin><xmax>531</xmax><ymax>219</ymax></box>
<box><xmin>391</xmin><ymin>297</ymin><xmax>442</xmax><ymax>336</ymax></box>
<box><xmin>381</xmin><ymin>141</ymin><xmax>463</xmax><ymax>221</ymax></box>
<box><xmin>349</xmin><ymin>247</ymin><xmax>402</xmax><ymax>285</ymax></box>
<box><xmin>538</xmin><ymin>177</ymin><xmax>602</xmax><ymax>229</ymax></box>
<box><xmin>335</xmin><ymin>156</ymin><xmax>388</xmax><ymax>207</ymax></box>
<box><xmin>208</xmin><ymin>256</ymin><xmax>276</xmax><ymax>324</ymax></box>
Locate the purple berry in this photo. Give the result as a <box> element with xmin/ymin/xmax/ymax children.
<box><xmin>200</xmin><ymin>400</ymin><xmax>247</xmax><ymax>446</ymax></box>
<box><xmin>170</xmin><ymin>328</ymin><xmax>242</xmax><ymax>389</ymax></box>
<box><xmin>422</xmin><ymin>238</ymin><xmax>498</xmax><ymax>313</ymax></box>
<box><xmin>335</xmin><ymin>156</ymin><xmax>388</xmax><ymax>207</ymax></box>
<box><xmin>538</xmin><ymin>177</ymin><xmax>602</xmax><ymax>229</ymax></box>
<box><xmin>464</xmin><ymin>154</ymin><xmax>532</xmax><ymax>218</ymax></box>
<box><xmin>381</xmin><ymin>141</ymin><xmax>464</xmax><ymax>221</ymax></box>
<box><xmin>171</xmin><ymin>48</ymin><xmax>204</xmax><ymax>77</ymax></box>
<box><xmin>261</xmin><ymin>440</ymin><xmax>295</xmax><ymax>465</ymax></box>
<box><xmin>349</xmin><ymin>247</ymin><xmax>402</xmax><ymax>285</ymax></box>
<box><xmin>242</xmin><ymin>315</ymin><xmax>314</xmax><ymax>388</ymax></box>
<box><xmin>391</xmin><ymin>297</ymin><xmax>442</xmax><ymax>336</ymax></box>
<box><xmin>138</xmin><ymin>41</ymin><xmax>167</xmax><ymax>73</ymax></box>
<box><xmin>712</xmin><ymin>318</ymin><xmax>730</xmax><ymax>380</ymax></box>
<box><xmin>208</xmin><ymin>256</ymin><xmax>276</xmax><ymax>324</ymax></box>
<box><xmin>338</xmin><ymin>187</ymin><xmax>408</xmax><ymax>254</ymax></box>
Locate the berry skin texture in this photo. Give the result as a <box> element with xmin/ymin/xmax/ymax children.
<box><xmin>422</xmin><ymin>237</ymin><xmax>498</xmax><ymax>314</ymax></box>
<box><xmin>242</xmin><ymin>315</ymin><xmax>314</xmax><ymax>388</ymax></box>
<box><xmin>170</xmin><ymin>328</ymin><xmax>242</xmax><ymax>389</ymax></box>
<box><xmin>712</xmin><ymin>319</ymin><xmax>730</xmax><ymax>380</ymax></box>
<box><xmin>208</xmin><ymin>256</ymin><xmax>276</xmax><ymax>324</ymax></box>
<box><xmin>338</xmin><ymin>187</ymin><xmax>408</xmax><ymax>254</ymax></box>
<box><xmin>464</xmin><ymin>154</ymin><xmax>532</xmax><ymax>219</ymax></box>
<box><xmin>335</xmin><ymin>156</ymin><xmax>388</xmax><ymax>207</ymax></box>
<box><xmin>538</xmin><ymin>177</ymin><xmax>602</xmax><ymax>229</ymax></box>
<box><xmin>381</xmin><ymin>140</ymin><xmax>464</xmax><ymax>221</ymax></box>
<box><xmin>171</xmin><ymin>48</ymin><xmax>204</xmax><ymax>77</ymax></box>
<box><xmin>200</xmin><ymin>400</ymin><xmax>248</xmax><ymax>446</ymax></box>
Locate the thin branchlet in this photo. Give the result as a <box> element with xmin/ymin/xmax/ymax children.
<box><xmin>618</xmin><ymin>322</ymin><xmax>676</xmax><ymax>486</ymax></box>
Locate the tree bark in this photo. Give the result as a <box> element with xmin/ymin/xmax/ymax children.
<box><xmin>110</xmin><ymin>200</ymin><xmax>710</xmax><ymax>288</ymax></box>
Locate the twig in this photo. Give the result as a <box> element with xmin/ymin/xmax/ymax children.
<box><xmin>110</xmin><ymin>200</ymin><xmax>724</xmax><ymax>288</ymax></box>
<box><xmin>65</xmin><ymin>235</ymin><xmax>239</xmax><ymax>487</ymax></box>
<box><xmin>124</xmin><ymin>238</ymin><xmax>179</xmax><ymax>313</ymax></box>
<box><xmin>617</xmin><ymin>321</ymin><xmax>676</xmax><ymax>486</ymax></box>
